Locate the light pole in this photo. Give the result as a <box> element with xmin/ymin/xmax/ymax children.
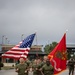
<box><xmin>5</xmin><ymin>37</ymin><xmax>8</xmax><ymax>45</ymax></box>
<box><xmin>21</xmin><ymin>34</ymin><xmax>24</xmax><ymax>41</ymax></box>
<box><xmin>8</xmin><ymin>40</ymin><xmax>10</xmax><ymax>44</ymax></box>
<box><xmin>2</xmin><ymin>35</ymin><xmax>5</xmax><ymax>45</ymax></box>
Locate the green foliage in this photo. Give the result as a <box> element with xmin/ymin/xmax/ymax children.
<box><xmin>44</xmin><ymin>41</ymin><xmax>58</xmax><ymax>54</ymax></box>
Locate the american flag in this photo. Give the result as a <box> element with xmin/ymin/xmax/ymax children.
<box><xmin>2</xmin><ymin>33</ymin><xmax>36</xmax><ymax>60</ymax></box>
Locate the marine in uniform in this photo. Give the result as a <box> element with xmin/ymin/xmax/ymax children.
<box><xmin>68</xmin><ymin>58</ymin><xmax>75</xmax><ymax>75</ymax></box>
<box><xmin>42</xmin><ymin>59</ymin><xmax>54</xmax><ymax>75</ymax></box>
<box><xmin>15</xmin><ymin>57</ymin><xmax>28</xmax><ymax>75</ymax></box>
<box><xmin>32</xmin><ymin>58</ymin><xmax>43</xmax><ymax>75</ymax></box>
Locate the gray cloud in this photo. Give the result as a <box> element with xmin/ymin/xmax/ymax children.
<box><xmin>0</xmin><ymin>0</ymin><xmax>75</xmax><ymax>46</ymax></box>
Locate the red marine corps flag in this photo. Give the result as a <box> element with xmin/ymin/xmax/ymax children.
<box><xmin>2</xmin><ymin>33</ymin><xmax>36</xmax><ymax>60</ymax></box>
<box><xmin>48</xmin><ymin>33</ymin><xmax>67</xmax><ymax>75</ymax></box>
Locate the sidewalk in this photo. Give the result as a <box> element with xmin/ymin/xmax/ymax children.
<box><xmin>0</xmin><ymin>68</ymin><xmax>75</xmax><ymax>75</ymax></box>
<box><xmin>58</xmin><ymin>69</ymin><xmax>68</xmax><ymax>75</ymax></box>
<box><xmin>58</xmin><ymin>69</ymin><xmax>75</xmax><ymax>75</ymax></box>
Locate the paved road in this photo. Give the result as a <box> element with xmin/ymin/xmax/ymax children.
<box><xmin>59</xmin><ymin>69</ymin><xmax>75</xmax><ymax>75</ymax></box>
<box><xmin>0</xmin><ymin>69</ymin><xmax>17</xmax><ymax>75</ymax></box>
<box><xmin>0</xmin><ymin>69</ymin><xmax>75</xmax><ymax>75</ymax></box>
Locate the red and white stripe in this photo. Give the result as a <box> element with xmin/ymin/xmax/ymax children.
<box><xmin>2</xmin><ymin>42</ymin><xmax>30</xmax><ymax>60</ymax></box>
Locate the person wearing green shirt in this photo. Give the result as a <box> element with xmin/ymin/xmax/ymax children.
<box><xmin>68</xmin><ymin>58</ymin><xmax>75</xmax><ymax>75</ymax></box>
<box><xmin>15</xmin><ymin>57</ymin><xmax>28</xmax><ymax>75</ymax></box>
<box><xmin>32</xmin><ymin>58</ymin><xmax>43</xmax><ymax>75</ymax></box>
<box><xmin>42</xmin><ymin>59</ymin><xmax>54</xmax><ymax>75</ymax></box>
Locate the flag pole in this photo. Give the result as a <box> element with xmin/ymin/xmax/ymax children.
<box><xmin>35</xmin><ymin>32</ymin><xmax>38</xmax><ymax>45</ymax></box>
<box><xmin>35</xmin><ymin>32</ymin><xmax>39</xmax><ymax>58</ymax></box>
<box><xmin>21</xmin><ymin>34</ymin><xmax>24</xmax><ymax>41</ymax></box>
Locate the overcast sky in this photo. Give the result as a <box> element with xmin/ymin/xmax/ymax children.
<box><xmin>0</xmin><ymin>0</ymin><xmax>75</xmax><ymax>46</ymax></box>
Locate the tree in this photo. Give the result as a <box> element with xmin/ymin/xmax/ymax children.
<box><xmin>44</xmin><ymin>41</ymin><xmax>58</xmax><ymax>54</ymax></box>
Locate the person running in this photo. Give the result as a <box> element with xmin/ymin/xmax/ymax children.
<box><xmin>15</xmin><ymin>57</ymin><xmax>28</xmax><ymax>75</ymax></box>
<box><xmin>32</xmin><ymin>58</ymin><xmax>42</xmax><ymax>75</ymax></box>
<box><xmin>68</xmin><ymin>58</ymin><xmax>75</xmax><ymax>75</ymax></box>
<box><xmin>42</xmin><ymin>59</ymin><xmax>54</xmax><ymax>75</ymax></box>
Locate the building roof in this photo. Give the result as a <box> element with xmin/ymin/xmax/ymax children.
<box><xmin>29</xmin><ymin>51</ymin><xmax>47</xmax><ymax>55</ymax></box>
<box><xmin>29</xmin><ymin>50</ymin><xmax>47</xmax><ymax>54</ymax></box>
<box><xmin>67</xmin><ymin>44</ymin><xmax>75</xmax><ymax>48</ymax></box>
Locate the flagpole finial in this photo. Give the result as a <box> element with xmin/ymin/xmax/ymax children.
<box><xmin>66</xmin><ymin>29</ymin><xmax>68</xmax><ymax>33</ymax></box>
<box><xmin>35</xmin><ymin>31</ymin><xmax>37</xmax><ymax>34</ymax></box>
<box><xmin>35</xmin><ymin>32</ymin><xmax>36</xmax><ymax>34</ymax></box>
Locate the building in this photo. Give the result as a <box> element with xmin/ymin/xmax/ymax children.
<box><xmin>0</xmin><ymin>44</ymin><xmax>75</xmax><ymax>62</ymax></box>
<box><xmin>28</xmin><ymin>45</ymin><xmax>47</xmax><ymax>60</ymax></box>
<box><xmin>0</xmin><ymin>44</ymin><xmax>47</xmax><ymax>62</ymax></box>
<box><xmin>67</xmin><ymin>44</ymin><xmax>75</xmax><ymax>57</ymax></box>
